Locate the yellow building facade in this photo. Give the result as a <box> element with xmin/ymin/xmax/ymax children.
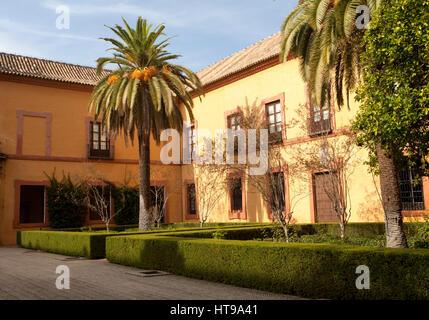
<box><xmin>0</xmin><ymin>32</ymin><xmax>428</xmax><ymax>245</ymax></box>
<box><xmin>0</xmin><ymin>53</ymin><xmax>183</xmax><ymax>245</ymax></box>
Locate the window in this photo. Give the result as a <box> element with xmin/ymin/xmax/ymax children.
<box><xmin>187</xmin><ymin>183</ymin><xmax>197</xmax><ymax>215</ymax></box>
<box><xmin>230</xmin><ymin>178</ymin><xmax>243</xmax><ymax>212</ymax></box>
<box><xmin>227</xmin><ymin>113</ymin><xmax>241</xmax><ymax>131</ymax></box>
<box><xmin>398</xmin><ymin>168</ymin><xmax>425</xmax><ymax>211</ymax></box>
<box><xmin>187</xmin><ymin>124</ymin><xmax>197</xmax><ymax>159</ymax></box>
<box><xmin>89</xmin><ymin>185</ymin><xmax>111</xmax><ymax>221</ymax></box>
<box><xmin>265</xmin><ymin>100</ymin><xmax>283</xmax><ymax>142</ymax></box>
<box><xmin>309</xmin><ymin>101</ymin><xmax>331</xmax><ymax>136</ymax></box>
<box><xmin>228</xmin><ymin>176</ymin><xmax>246</xmax><ymax>220</ymax></box>
<box><xmin>89</xmin><ymin>122</ymin><xmax>110</xmax><ymax>159</ymax></box>
<box><xmin>272</xmin><ymin>172</ymin><xmax>286</xmax><ymax>212</ymax></box>
<box><xmin>19</xmin><ymin>185</ymin><xmax>45</xmax><ymax>224</ymax></box>
<box><xmin>227</xmin><ymin>113</ymin><xmax>242</xmax><ymax>152</ymax></box>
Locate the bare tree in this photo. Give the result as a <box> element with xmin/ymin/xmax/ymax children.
<box><xmin>235</xmin><ymin>99</ymin><xmax>308</xmax><ymax>242</ymax></box>
<box><xmin>289</xmin><ymin>131</ymin><xmax>358</xmax><ymax>238</ymax></box>
<box><xmin>246</xmin><ymin>148</ymin><xmax>310</xmax><ymax>242</ymax></box>
<box><xmin>149</xmin><ymin>166</ymin><xmax>182</xmax><ymax>228</ymax></box>
<box><xmin>86</xmin><ymin>181</ymin><xmax>118</xmax><ymax>232</ymax></box>
<box><xmin>77</xmin><ymin>165</ymin><xmax>124</xmax><ymax>232</ymax></box>
<box><xmin>193</xmin><ymin>162</ymin><xmax>228</xmax><ymax>227</ymax></box>
<box><xmin>149</xmin><ymin>186</ymin><xmax>165</xmax><ymax>228</ymax></box>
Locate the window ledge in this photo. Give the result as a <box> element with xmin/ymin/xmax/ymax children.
<box><xmin>402</xmin><ymin>210</ymin><xmax>428</xmax><ymax>217</ymax></box>
<box><xmin>229</xmin><ymin>210</ymin><xmax>245</xmax><ymax>220</ymax></box>
<box><xmin>308</xmin><ymin>129</ymin><xmax>332</xmax><ymax>138</ymax></box>
<box><xmin>14</xmin><ymin>222</ymin><xmax>48</xmax><ymax>229</ymax></box>
<box><xmin>88</xmin><ymin>155</ymin><xmax>113</xmax><ymax>160</ymax></box>
<box><xmin>185</xmin><ymin>213</ymin><xmax>199</xmax><ymax>220</ymax></box>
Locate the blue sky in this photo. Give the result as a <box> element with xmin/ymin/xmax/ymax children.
<box><xmin>0</xmin><ymin>0</ymin><xmax>296</xmax><ymax>72</ymax></box>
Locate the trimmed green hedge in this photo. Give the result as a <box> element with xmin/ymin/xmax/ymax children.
<box><xmin>160</xmin><ymin>222</ymin><xmax>265</xmax><ymax>229</ymax></box>
<box><xmin>17</xmin><ymin>231</ymin><xmax>111</xmax><ymax>259</ymax></box>
<box><xmin>49</xmin><ymin>222</ymin><xmax>262</xmax><ymax>232</ymax></box>
<box><xmin>51</xmin><ymin>224</ymin><xmax>139</xmax><ymax>232</ymax></box>
<box><xmin>37</xmin><ymin>222</ymin><xmax>424</xmax><ymax>238</ymax></box>
<box><xmin>167</xmin><ymin>226</ymin><xmax>272</xmax><ymax>240</ymax></box>
<box><xmin>166</xmin><ymin>224</ymin><xmax>387</xmax><ymax>240</ymax></box>
<box><xmin>168</xmin><ymin>222</ymin><xmax>426</xmax><ymax>240</ymax></box>
<box><xmin>18</xmin><ymin>230</ymin><xmax>157</xmax><ymax>259</ymax></box>
<box><xmin>106</xmin><ymin>233</ymin><xmax>429</xmax><ymax>300</ymax></box>
<box><xmin>294</xmin><ymin>222</ymin><xmax>387</xmax><ymax>238</ymax></box>
<box><xmin>17</xmin><ymin>225</ymin><xmax>261</xmax><ymax>259</ymax></box>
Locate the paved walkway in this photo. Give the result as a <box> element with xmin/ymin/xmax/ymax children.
<box><xmin>0</xmin><ymin>247</ymin><xmax>304</xmax><ymax>300</ymax></box>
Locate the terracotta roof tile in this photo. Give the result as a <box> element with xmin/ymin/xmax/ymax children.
<box><xmin>0</xmin><ymin>32</ymin><xmax>282</xmax><ymax>87</ymax></box>
<box><xmin>196</xmin><ymin>32</ymin><xmax>281</xmax><ymax>86</ymax></box>
<box><xmin>0</xmin><ymin>52</ymin><xmax>109</xmax><ymax>86</ymax></box>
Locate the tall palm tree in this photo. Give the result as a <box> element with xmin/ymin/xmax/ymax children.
<box><xmin>89</xmin><ymin>17</ymin><xmax>203</xmax><ymax>231</ymax></box>
<box><xmin>280</xmin><ymin>0</ymin><xmax>380</xmax><ymax>108</ymax></box>
<box><xmin>280</xmin><ymin>1</ymin><xmax>409</xmax><ymax>248</ymax></box>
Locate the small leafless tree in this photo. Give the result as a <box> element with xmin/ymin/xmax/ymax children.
<box><xmin>149</xmin><ymin>166</ymin><xmax>182</xmax><ymax>228</ymax></box>
<box><xmin>194</xmin><ymin>161</ymin><xmax>228</xmax><ymax>227</ymax></box>
<box><xmin>289</xmin><ymin>131</ymin><xmax>358</xmax><ymax>238</ymax></box>
<box><xmin>86</xmin><ymin>181</ymin><xmax>118</xmax><ymax>232</ymax></box>
<box><xmin>235</xmin><ymin>99</ymin><xmax>308</xmax><ymax>242</ymax></box>
<box><xmin>77</xmin><ymin>165</ymin><xmax>125</xmax><ymax>232</ymax></box>
<box><xmin>150</xmin><ymin>185</ymin><xmax>168</xmax><ymax>228</ymax></box>
<box><xmin>246</xmin><ymin>149</ymin><xmax>310</xmax><ymax>242</ymax></box>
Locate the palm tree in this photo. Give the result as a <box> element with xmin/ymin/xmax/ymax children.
<box><xmin>89</xmin><ymin>17</ymin><xmax>203</xmax><ymax>231</ymax></box>
<box><xmin>280</xmin><ymin>1</ymin><xmax>409</xmax><ymax>248</ymax></box>
<box><xmin>280</xmin><ymin>0</ymin><xmax>379</xmax><ymax>108</ymax></box>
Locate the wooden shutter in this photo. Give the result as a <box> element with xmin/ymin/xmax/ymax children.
<box><xmin>313</xmin><ymin>172</ymin><xmax>337</xmax><ymax>223</ymax></box>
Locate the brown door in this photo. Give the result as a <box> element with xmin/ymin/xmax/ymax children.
<box><xmin>313</xmin><ymin>172</ymin><xmax>337</xmax><ymax>223</ymax></box>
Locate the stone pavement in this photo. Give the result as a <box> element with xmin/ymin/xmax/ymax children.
<box><xmin>0</xmin><ymin>246</ymin><xmax>304</xmax><ymax>300</ymax></box>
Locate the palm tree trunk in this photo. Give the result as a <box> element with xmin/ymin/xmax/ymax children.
<box><xmin>138</xmin><ymin>90</ymin><xmax>152</xmax><ymax>231</ymax></box>
<box><xmin>376</xmin><ymin>144</ymin><xmax>408</xmax><ymax>248</ymax></box>
<box><xmin>138</xmin><ymin>129</ymin><xmax>152</xmax><ymax>231</ymax></box>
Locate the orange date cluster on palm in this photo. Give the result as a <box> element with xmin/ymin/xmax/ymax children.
<box><xmin>107</xmin><ymin>65</ymin><xmax>171</xmax><ymax>85</ymax></box>
<box><xmin>107</xmin><ymin>74</ymin><xmax>119</xmax><ymax>85</ymax></box>
<box><xmin>130</xmin><ymin>66</ymin><xmax>159</xmax><ymax>81</ymax></box>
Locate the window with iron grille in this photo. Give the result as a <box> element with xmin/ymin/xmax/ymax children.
<box><xmin>230</xmin><ymin>178</ymin><xmax>243</xmax><ymax>211</ymax></box>
<box><xmin>265</xmin><ymin>100</ymin><xmax>283</xmax><ymax>142</ymax></box>
<box><xmin>398</xmin><ymin>168</ymin><xmax>425</xmax><ymax>211</ymax></box>
<box><xmin>187</xmin><ymin>183</ymin><xmax>197</xmax><ymax>215</ymax></box>
<box><xmin>89</xmin><ymin>122</ymin><xmax>110</xmax><ymax>159</ymax></box>
<box><xmin>272</xmin><ymin>172</ymin><xmax>286</xmax><ymax>212</ymax></box>
<box><xmin>309</xmin><ymin>101</ymin><xmax>331</xmax><ymax>136</ymax></box>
